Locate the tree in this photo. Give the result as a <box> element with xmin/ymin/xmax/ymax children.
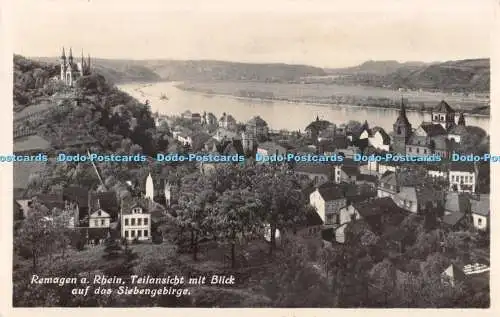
<box><xmin>102</xmin><ymin>238</ymin><xmax>123</xmax><ymax>260</ymax></box>
<box><xmin>212</xmin><ymin>186</ymin><xmax>262</xmax><ymax>268</ymax></box>
<box><xmin>253</xmin><ymin>166</ymin><xmax>308</xmax><ymax>255</ymax></box>
<box><xmin>14</xmin><ymin>202</ymin><xmax>65</xmax><ymax>272</ymax></box>
<box><xmin>176</xmin><ymin>173</ymin><xmax>216</xmax><ymax>261</ymax></box>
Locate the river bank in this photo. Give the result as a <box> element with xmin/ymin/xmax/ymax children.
<box><xmin>175</xmin><ymin>81</ymin><xmax>490</xmax><ymax>116</ymax></box>
<box><xmin>117</xmin><ymin>82</ymin><xmax>490</xmax><ymax>134</ymax></box>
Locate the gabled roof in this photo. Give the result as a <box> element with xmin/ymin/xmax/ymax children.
<box><xmin>315</xmin><ymin>182</ymin><xmax>345</xmax><ymax>201</ymax></box>
<box><xmin>470</xmin><ymin>195</ymin><xmax>489</xmax><ymax>216</ymax></box>
<box><xmin>449</xmin><ymin>125</ymin><xmax>468</xmax><ymax>136</ymax></box>
<box><xmin>90</xmin><ymin>209</ymin><xmax>111</xmax><ymax>218</ymax></box>
<box><xmin>442</xmin><ymin>263</ymin><xmax>467</xmax><ymax>282</ymax></box>
<box><xmin>341</xmin><ymin>165</ymin><xmax>359</xmax><ymax>177</ymax></box>
<box><xmin>121</xmin><ymin>197</ymin><xmax>150</xmax><ymax>215</ymax></box>
<box><xmin>442</xmin><ymin>212</ymin><xmax>465</xmax><ymax>226</ymax></box>
<box><xmin>420</xmin><ymin>123</ymin><xmax>447</xmax><ymax>137</ymax></box>
<box><xmin>370</xmin><ymin>127</ymin><xmax>391</xmax><ymax>145</ymax></box>
<box><xmin>450</xmin><ymin>162</ymin><xmax>475</xmax><ymax>173</ymax></box>
<box><xmin>247</xmin><ymin>116</ymin><xmax>268</xmax><ymax>127</ymax></box>
<box><xmin>434</xmin><ymin>100</ymin><xmax>455</xmax><ymax>113</ymax></box>
<box><xmin>352</xmin><ymin>197</ymin><xmax>399</xmax><ymax>218</ymax></box>
<box><xmin>445</xmin><ymin>192</ymin><xmax>471</xmax><ymax>213</ymax></box>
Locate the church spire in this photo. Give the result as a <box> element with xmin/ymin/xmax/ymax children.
<box><xmin>68</xmin><ymin>47</ymin><xmax>73</xmax><ymax>64</ymax></box>
<box><xmin>400</xmin><ymin>96</ymin><xmax>406</xmax><ymax>115</ymax></box>
<box><xmin>87</xmin><ymin>54</ymin><xmax>91</xmax><ymax>73</ymax></box>
<box><xmin>61</xmin><ymin>47</ymin><xmax>66</xmax><ymax>60</ymax></box>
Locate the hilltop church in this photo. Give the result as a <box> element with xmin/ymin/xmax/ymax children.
<box><xmin>59</xmin><ymin>47</ymin><xmax>92</xmax><ymax>86</ymax></box>
<box><xmin>391</xmin><ymin>99</ymin><xmax>467</xmax><ymax>158</ymax></box>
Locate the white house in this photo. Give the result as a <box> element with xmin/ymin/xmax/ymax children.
<box><xmin>309</xmin><ymin>182</ymin><xmax>346</xmax><ymax>225</ymax></box>
<box><xmin>176</xmin><ymin>133</ymin><xmax>193</xmax><ymax>146</ymax></box>
<box><xmin>449</xmin><ymin>162</ymin><xmax>476</xmax><ymax>193</ymax></box>
<box><xmin>368</xmin><ymin>127</ymin><xmax>391</xmax><ymax>152</ymax></box>
<box><xmin>121</xmin><ymin>201</ymin><xmax>151</xmax><ymax>241</ymax></box>
<box><xmin>89</xmin><ymin>207</ymin><xmax>111</xmax><ymax>228</ymax></box>
<box><xmin>470</xmin><ymin>194</ymin><xmax>489</xmax><ymax>231</ymax></box>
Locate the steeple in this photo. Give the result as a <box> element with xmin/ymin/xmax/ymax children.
<box><xmin>68</xmin><ymin>47</ymin><xmax>73</xmax><ymax>64</ymax></box>
<box><xmin>61</xmin><ymin>47</ymin><xmax>66</xmax><ymax>60</ymax></box>
<box><xmin>457</xmin><ymin>112</ymin><xmax>466</xmax><ymax>126</ymax></box>
<box><xmin>81</xmin><ymin>49</ymin><xmax>85</xmax><ymax>66</ymax></box>
<box><xmin>145</xmin><ymin>173</ymin><xmax>154</xmax><ymax>201</ymax></box>
<box><xmin>316</xmin><ymin>115</ymin><xmax>319</xmax><ymax>122</ymax></box>
<box><xmin>87</xmin><ymin>54</ymin><xmax>91</xmax><ymax>73</ymax></box>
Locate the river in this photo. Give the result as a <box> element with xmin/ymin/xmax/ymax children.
<box><xmin>118</xmin><ymin>81</ymin><xmax>490</xmax><ymax>134</ymax></box>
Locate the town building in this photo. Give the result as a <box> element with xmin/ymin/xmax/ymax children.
<box><xmin>449</xmin><ymin>162</ymin><xmax>476</xmax><ymax>193</ymax></box>
<box><xmin>309</xmin><ymin>182</ymin><xmax>346</xmax><ymax>225</ymax></box>
<box><xmin>246</xmin><ymin>116</ymin><xmax>269</xmax><ymax>141</ymax></box>
<box><xmin>470</xmin><ymin>194</ymin><xmax>489</xmax><ymax>231</ymax></box>
<box><xmin>218</xmin><ymin>112</ymin><xmax>237</xmax><ymax>130</ymax></box>
<box><xmin>120</xmin><ymin>198</ymin><xmax>151</xmax><ymax>241</ymax></box>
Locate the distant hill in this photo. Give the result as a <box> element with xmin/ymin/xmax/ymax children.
<box><xmin>33</xmin><ymin>57</ymin><xmax>162</xmax><ymax>84</ymax></box>
<box><xmin>32</xmin><ymin>57</ymin><xmax>327</xmax><ymax>83</ymax></box>
<box><xmin>327</xmin><ymin>60</ymin><xmax>429</xmax><ymax>76</ymax></box>
<box><xmin>326</xmin><ymin>59</ymin><xmax>490</xmax><ymax>92</ymax></box>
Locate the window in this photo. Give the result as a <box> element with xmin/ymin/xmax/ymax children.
<box><xmin>416</xmin><ymin>148</ymin><xmax>420</xmax><ymax>154</ymax></box>
<box><xmin>138</xmin><ymin>218</ymin><xmax>142</xmax><ymax>226</ymax></box>
<box><xmin>460</xmin><ymin>176</ymin><xmax>464</xmax><ymax>183</ymax></box>
<box><xmin>125</xmin><ymin>218</ymin><xmax>129</xmax><ymax>226</ymax></box>
<box><xmin>144</xmin><ymin>218</ymin><xmax>148</xmax><ymax>226</ymax></box>
<box><xmin>424</xmin><ymin>149</ymin><xmax>427</xmax><ymax>154</ymax></box>
<box><xmin>94</xmin><ymin>220</ymin><xmax>98</xmax><ymax>226</ymax></box>
<box><xmin>408</xmin><ymin>147</ymin><xmax>412</xmax><ymax>152</ymax></box>
<box><xmin>131</xmin><ymin>230</ymin><xmax>135</xmax><ymax>237</ymax></box>
<box><xmin>131</xmin><ymin>218</ymin><xmax>136</xmax><ymax>226</ymax></box>
<box><xmin>138</xmin><ymin>230</ymin><xmax>142</xmax><ymax>237</ymax></box>
<box><xmin>125</xmin><ymin>230</ymin><xmax>129</xmax><ymax>238</ymax></box>
<box><xmin>144</xmin><ymin>230</ymin><xmax>148</xmax><ymax>237</ymax></box>
<box><xmin>478</xmin><ymin>218</ymin><xmax>482</xmax><ymax>226</ymax></box>
<box><xmin>469</xmin><ymin>176</ymin><xmax>473</xmax><ymax>183</ymax></box>
<box><xmin>101</xmin><ymin>219</ymin><xmax>105</xmax><ymax>225</ymax></box>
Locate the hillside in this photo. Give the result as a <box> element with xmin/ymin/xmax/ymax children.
<box><xmin>33</xmin><ymin>57</ymin><xmax>327</xmax><ymax>83</ymax></box>
<box><xmin>327</xmin><ymin>60</ymin><xmax>428</xmax><ymax>76</ymax></box>
<box><xmin>33</xmin><ymin>57</ymin><xmax>162</xmax><ymax>84</ymax></box>
<box><xmin>13</xmin><ymin>55</ymin><xmax>167</xmax><ymax>157</ymax></box>
<box><xmin>328</xmin><ymin>59</ymin><xmax>490</xmax><ymax>93</ymax></box>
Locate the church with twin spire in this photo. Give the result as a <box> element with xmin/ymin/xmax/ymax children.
<box><xmin>59</xmin><ymin>47</ymin><xmax>92</xmax><ymax>86</ymax></box>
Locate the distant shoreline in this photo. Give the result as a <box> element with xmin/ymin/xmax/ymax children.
<box><xmin>169</xmin><ymin>82</ymin><xmax>490</xmax><ymax>118</ymax></box>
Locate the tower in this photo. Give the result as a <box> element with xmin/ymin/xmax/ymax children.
<box><xmin>164</xmin><ymin>180</ymin><xmax>171</xmax><ymax>207</ymax></box>
<box><xmin>145</xmin><ymin>173</ymin><xmax>154</xmax><ymax>201</ymax></box>
<box><xmin>68</xmin><ymin>47</ymin><xmax>74</xmax><ymax>65</ymax></box>
<box><xmin>432</xmin><ymin>100</ymin><xmax>455</xmax><ymax>131</ymax></box>
<box><xmin>60</xmin><ymin>47</ymin><xmax>67</xmax><ymax>81</ymax></box>
<box><xmin>87</xmin><ymin>53</ymin><xmax>91</xmax><ymax>75</ymax></box>
<box><xmin>457</xmin><ymin>112</ymin><xmax>466</xmax><ymax>126</ymax></box>
<box><xmin>392</xmin><ymin>97</ymin><xmax>412</xmax><ymax>154</ymax></box>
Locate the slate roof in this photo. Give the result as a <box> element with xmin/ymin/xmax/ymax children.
<box><xmin>316</xmin><ymin>182</ymin><xmax>345</xmax><ymax>201</ymax></box>
<box><xmin>449</xmin><ymin>125</ymin><xmax>468</xmax><ymax>136</ymax></box>
<box><xmin>470</xmin><ymin>195</ymin><xmax>489</xmax><ymax>216</ymax></box>
<box><xmin>341</xmin><ymin>165</ymin><xmax>360</xmax><ymax>177</ymax></box>
<box><xmin>445</xmin><ymin>192</ymin><xmax>471</xmax><ymax>213</ymax></box>
<box><xmin>370</xmin><ymin>127</ymin><xmax>391</xmax><ymax>145</ymax></box>
<box><xmin>434</xmin><ymin>100</ymin><xmax>455</xmax><ymax>113</ymax></box>
<box><xmin>356</xmin><ymin>174</ymin><xmax>378</xmax><ymax>183</ymax></box>
<box><xmin>352</xmin><ymin>197</ymin><xmax>399</xmax><ymax>218</ymax></box>
<box><xmin>450</xmin><ymin>162</ymin><xmax>475</xmax><ymax>173</ymax></box>
<box><xmin>443</xmin><ymin>212</ymin><xmax>465</xmax><ymax>226</ymax></box>
<box><xmin>442</xmin><ymin>263</ymin><xmax>467</xmax><ymax>282</ymax></box>
<box><xmin>420</xmin><ymin>123</ymin><xmax>447</xmax><ymax>137</ymax></box>
<box><xmin>121</xmin><ymin>197</ymin><xmax>150</xmax><ymax>215</ymax></box>
<box><xmin>247</xmin><ymin>116</ymin><xmax>268</xmax><ymax>127</ymax></box>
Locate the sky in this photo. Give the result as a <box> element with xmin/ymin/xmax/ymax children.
<box><xmin>8</xmin><ymin>0</ymin><xmax>495</xmax><ymax>68</ymax></box>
